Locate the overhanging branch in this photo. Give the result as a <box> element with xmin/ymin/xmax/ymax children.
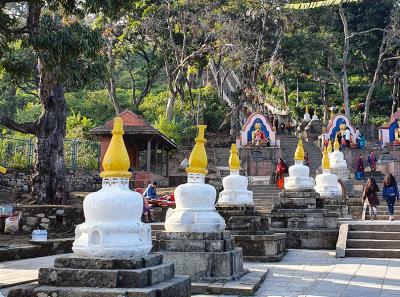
<box><xmin>0</xmin><ymin>116</ymin><xmax>37</xmax><ymax>135</ymax></box>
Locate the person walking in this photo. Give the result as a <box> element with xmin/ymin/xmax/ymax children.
<box><xmin>275</xmin><ymin>158</ymin><xmax>288</xmax><ymax>190</ymax></box>
<box><xmin>356</xmin><ymin>154</ymin><xmax>365</xmax><ymax>180</ymax></box>
<box><xmin>362</xmin><ymin>177</ymin><xmax>380</xmax><ymax>220</ymax></box>
<box><xmin>355</xmin><ymin>127</ymin><xmax>361</xmax><ymax>149</ymax></box>
<box><xmin>304</xmin><ymin>150</ymin><xmax>310</xmax><ymax>167</ymax></box>
<box><xmin>382</xmin><ymin>174</ymin><xmax>399</xmax><ymax>221</ymax></box>
<box><xmin>345</xmin><ymin>127</ymin><xmax>351</xmax><ymax>148</ymax></box>
<box><xmin>368</xmin><ymin>150</ymin><xmax>377</xmax><ymax>172</ymax></box>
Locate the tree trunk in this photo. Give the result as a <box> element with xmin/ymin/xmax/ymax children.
<box><xmin>391</xmin><ymin>61</ymin><xmax>400</xmax><ymax>115</ymax></box>
<box><xmin>166</xmin><ymin>94</ymin><xmax>176</xmax><ymax>121</ymax></box>
<box><xmin>230</xmin><ymin>105</ymin><xmax>239</xmax><ymax>137</ymax></box>
<box><xmin>339</xmin><ymin>6</ymin><xmax>351</xmax><ymax>119</ymax></box>
<box><xmin>106</xmin><ymin>39</ymin><xmax>119</xmax><ymax>115</ymax></box>
<box><xmin>31</xmin><ymin>60</ymin><xmax>69</xmax><ymax>205</ymax></box>
<box><xmin>363</xmin><ymin>33</ymin><xmax>387</xmax><ymax>124</ymax></box>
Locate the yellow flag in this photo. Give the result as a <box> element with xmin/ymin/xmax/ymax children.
<box><xmin>285</xmin><ymin>0</ymin><xmax>362</xmax><ymax>10</ymax></box>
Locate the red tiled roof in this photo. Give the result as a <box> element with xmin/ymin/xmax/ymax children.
<box><xmin>90</xmin><ymin>110</ymin><xmax>177</xmax><ymax>149</ymax></box>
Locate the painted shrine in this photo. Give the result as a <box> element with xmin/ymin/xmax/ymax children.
<box><xmin>378</xmin><ymin>110</ymin><xmax>400</xmax><ymax>146</ymax></box>
<box><xmin>322</xmin><ymin>114</ymin><xmax>356</xmax><ymax>145</ymax></box>
<box><xmin>240</xmin><ymin>112</ymin><xmax>278</xmax><ymax>147</ymax></box>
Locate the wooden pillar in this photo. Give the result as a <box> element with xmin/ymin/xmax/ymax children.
<box><xmin>165</xmin><ymin>150</ymin><xmax>170</xmax><ymax>178</ymax></box>
<box><xmin>146</xmin><ymin>138</ymin><xmax>152</xmax><ymax>172</ymax></box>
<box><xmin>161</xmin><ymin>147</ymin><xmax>165</xmax><ymax>176</ymax></box>
<box><xmin>154</xmin><ymin>143</ymin><xmax>158</xmax><ymax>174</ymax></box>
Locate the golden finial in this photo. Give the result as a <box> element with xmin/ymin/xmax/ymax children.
<box><xmin>327</xmin><ymin>140</ymin><xmax>332</xmax><ymax>153</ymax></box>
<box><xmin>334</xmin><ymin>136</ymin><xmax>340</xmax><ymax>151</ymax></box>
<box><xmin>186</xmin><ymin>125</ymin><xmax>208</xmax><ymax>175</ymax></box>
<box><xmin>322</xmin><ymin>147</ymin><xmax>330</xmax><ymax>170</ymax></box>
<box><xmin>100</xmin><ymin>117</ymin><xmax>132</xmax><ymax>178</ymax></box>
<box><xmin>0</xmin><ymin>166</ymin><xmax>6</xmax><ymax>174</ymax></box>
<box><xmin>294</xmin><ymin>138</ymin><xmax>305</xmax><ymax>161</ymax></box>
<box><xmin>330</xmin><ymin>109</ymin><xmax>335</xmax><ymax>119</ymax></box>
<box><xmin>229</xmin><ymin>144</ymin><xmax>240</xmax><ymax>170</ymax></box>
<box><xmin>305</xmin><ymin>105</ymin><xmax>309</xmax><ymax>114</ymax></box>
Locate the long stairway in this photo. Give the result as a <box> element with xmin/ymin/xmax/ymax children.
<box><xmin>279</xmin><ymin>135</ymin><xmax>322</xmax><ymax>176</ymax></box>
<box><xmin>340</xmin><ymin>222</ymin><xmax>400</xmax><ymax>258</ymax></box>
<box><xmin>249</xmin><ymin>183</ymin><xmax>281</xmax><ymax>215</ymax></box>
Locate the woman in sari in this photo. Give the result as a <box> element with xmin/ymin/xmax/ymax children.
<box><xmin>276</xmin><ymin>158</ymin><xmax>287</xmax><ymax>190</ymax></box>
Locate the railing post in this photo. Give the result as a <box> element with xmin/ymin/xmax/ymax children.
<box><xmin>28</xmin><ymin>138</ymin><xmax>33</xmax><ymax>167</ymax></box>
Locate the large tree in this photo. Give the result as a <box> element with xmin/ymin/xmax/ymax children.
<box><xmin>0</xmin><ymin>1</ymin><xmax>138</xmax><ymax>204</ymax></box>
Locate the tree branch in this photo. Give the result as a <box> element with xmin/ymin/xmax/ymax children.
<box><xmin>347</xmin><ymin>28</ymin><xmax>388</xmax><ymax>40</ymax></box>
<box><xmin>384</xmin><ymin>56</ymin><xmax>400</xmax><ymax>62</ymax></box>
<box><xmin>0</xmin><ymin>116</ymin><xmax>36</xmax><ymax>135</ymax></box>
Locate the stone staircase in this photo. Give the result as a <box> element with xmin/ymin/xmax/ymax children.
<box><xmin>346</xmin><ymin>171</ymin><xmax>390</xmax><ymax>219</ymax></box>
<box><xmin>279</xmin><ymin>135</ymin><xmax>322</xmax><ymax>176</ymax></box>
<box><xmin>249</xmin><ymin>183</ymin><xmax>281</xmax><ymax>215</ymax></box>
<box><xmin>337</xmin><ymin>222</ymin><xmax>400</xmax><ymax>258</ymax></box>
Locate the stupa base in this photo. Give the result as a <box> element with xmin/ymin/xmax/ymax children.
<box><xmin>164</xmin><ymin>209</ymin><xmax>226</xmax><ymax>233</ymax></box>
<box><xmin>216</xmin><ymin>205</ymin><xmax>287</xmax><ymax>261</ymax></box>
<box><xmin>152</xmin><ymin>231</ymin><xmax>244</xmax><ymax>282</ymax></box>
<box><xmin>217</xmin><ymin>189</ymin><xmax>254</xmax><ymax>206</ymax></box>
<box><xmin>7</xmin><ymin>254</ymin><xmax>190</xmax><ymax>297</ymax></box>
<box><xmin>284</xmin><ymin>177</ymin><xmax>314</xmax><ymax>191</ymax></box>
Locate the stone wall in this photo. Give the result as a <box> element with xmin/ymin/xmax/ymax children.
<box><xmin>0</xmin><ymin>168</ymin><xmax>101</xmax><ymax>193</ymax></box>
<box><xmin>15</xmin><ymin>205</ymin><xmax>84</xmax><ymax>235</ymax></box>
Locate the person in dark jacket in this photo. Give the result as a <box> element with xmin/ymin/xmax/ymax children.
<box><xmin>362</xmin><ymin>177</ymin><xmax>380</xmax><ymax>220</ymax></box>
<box><xmin>382</xmin><ymin>174</ymin><xmax>399</xmax><ymax>221</ymax></box>
<box><xmin>356</xmin><ymin>154</ymin><xmax>365</xmax><ymax>180</ymax></box>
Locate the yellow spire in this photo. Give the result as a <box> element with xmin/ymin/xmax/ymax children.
<box><xmin>186</xmin><ymin>125</ymin><xmax>208</xmax><ymax>175</ymax></box>
<box><xmin>100</xmin><ymin>117</ymin><xmax>132</xmax><ymax>178</ymax></box>
<box><xmin>322</xmin><ymin>147</ymin><xmax>330</xmax><ymax>170</ymax></box>
<box><xmin>330</xmin><ymin>109</ymin><xmax>335</xmax><ymax>119</ymax></box>
<box><xmin>305</xmin><ymin>105</ymin><xmax>309</xmax><ymax>114</ymax></box>
<box><xmin>327</xmin><ymin>140</ymin><xmax>332</xmax><ymax>153</ymax></box>
<box><xmin>294</xmin><ymin>138</ymin><xmax>305</xmax><ymax>161</ymax></box>
<box><xmin>229</xmin><ymin>144</ymin><xmax>240</xmax><ymax>170</ymax></box>
<box><xmin>0</xmin><ymin>166</ymin><xmax>6</xmax><ymax>174</ymax></box>
<box><xmin>334</xmin><ymin>136</ymin><xmax>340</xmax><ymax>151</ymax></box>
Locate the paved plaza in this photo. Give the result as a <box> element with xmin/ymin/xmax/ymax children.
<box><xmin>1</xmin><ymin>250</ymin><xmax>400</xmax><ymax>297</ymax></box>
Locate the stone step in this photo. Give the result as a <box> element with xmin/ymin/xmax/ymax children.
<box><xmin>38</xmin><ymin>263</ymin><xmax>175</xmax><ymax>288</ymax></box>
<box><xmin>348</xmin><ymin>231</ymin><xmax>400</xmax><ymax>240</ymax></box>
<box><xmin>17</xmin><ymin>276</ymin><xmax>191</xmax><ymax>297</ymax></box>
<box><xmin>345</xmin><ymin>248</ymin><xmax>400</xmax><ymax>258</ymax></box>
<box><xmin>349</xmin><ymin>224</ymin><xmax>400</xmax><ymax>232</ymax></box>
<box><xmin>347</xmin><ymin>239</ymin><xmax>400</xmax><ymax>249</ymax></box>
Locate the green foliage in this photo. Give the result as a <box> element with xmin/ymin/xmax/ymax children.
<box><xmin>66</xmin><ymin>112</ymin><xmax>95</xmax><ymax>139</ymax></box>
<box><xmin>154</xmin><ymin>114</ymin><xmax>196</xmax><ymax>145</ymax></box>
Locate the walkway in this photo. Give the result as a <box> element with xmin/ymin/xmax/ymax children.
<box><xmin>1</xmin><ymin>250</ymin><xmax>400</xmax><ymax>297</ymax></box>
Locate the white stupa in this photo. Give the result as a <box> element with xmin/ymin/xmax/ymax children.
<box><xmin>315</xmin><ymin>147</ymin><xmax>341</xmax><ymax>199</ymax></box>
<box><xmin>217</xmin><ymin>144</ymin><xmax>253</xmax><ymax>206</ymax></box>
<box><xmin>164</xmin><ymin>125</ymin><xmax>226</xmax><ymax>232</ymax></box>
<box><xmin>73</xmin><ymin>117</ymin><xmax>152</xmax><ymax>258</ymax></box>
<box><xmin>303</xmin><ymin>105</ymin><xmax>311</xmax><ymax>122</ymax></box>
<box><xmin>312</xmin><ymin>111</ymin><xmax>319</xmax><ymax>121</ymax></box>
<box><xmin>330</xmin><ymin>137</ymin><xmax>347</xmax><ymax>168</ymax></box>
<box><xmin>284</xmin><ymin>138</ymin><xmax>314</xmax><ymax>190</ymax></box>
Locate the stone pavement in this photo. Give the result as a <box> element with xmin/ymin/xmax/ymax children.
<box><xmin>1</xmin><ymin>250</ymin><xmax>400</xmax><ymax>297</ymax></box>
<box><xmin>197</xmin><ymin>249</ymin><xmax>400</xmax><ymax>297</ymax></box>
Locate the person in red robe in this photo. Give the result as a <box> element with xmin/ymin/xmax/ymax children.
<box><xmin>276</xmin><ymin>158</ymin><xmax>287</xmax><ymax>190</ymax></box>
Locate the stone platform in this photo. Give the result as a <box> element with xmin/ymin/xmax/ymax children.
<box><xmin>7</xmin><ymin>254</ymin><xmax>191</xmax><ymax>297</ymax></box>
<box><xmin>152</xmin><ymin>231</ymin><xmax>243</xmax><ymax>282</ymax></box>
<box><xmin>217</xmin><ymin>205</ymin><xmax>286</xmax><ymax>262</ymax></box>
<box><xmin>269</xmin><ymin>189</ymin><xmax>340</xmax><ymax>249</ymax></box>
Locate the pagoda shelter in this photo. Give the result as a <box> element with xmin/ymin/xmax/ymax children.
<box><xmin>91</xmin><ymin>110</ymin><xmax>177</xmax><ymax>187</ymax></box>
